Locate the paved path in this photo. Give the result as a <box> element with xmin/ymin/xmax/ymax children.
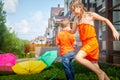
<box><xmin>16</xmin><ymin>58</ymin><xmax>37</xmax><ymax>63</ymax></box>
<box><xmin>16</xmin><ymin>57</ymin><xmax>62</xmax><ymax>63</ymax></box>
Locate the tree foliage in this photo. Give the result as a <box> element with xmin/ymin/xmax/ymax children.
<box><xmin>0</xmin><ymin>2</ymin><xmax>7</xmax><ymax>51</ymax></box>
<box><xmin>0</xmin><ymin>2</ymin><xmax>29</xmax><ymax>58</ymax></box>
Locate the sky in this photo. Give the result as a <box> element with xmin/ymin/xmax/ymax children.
<box><xmin>2</xmin><ymin>0</ymin><xmax>64</xmax><ymax>41</ymax></box>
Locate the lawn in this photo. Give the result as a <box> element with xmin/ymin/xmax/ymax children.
<box><xmin>0</xmin><ymin>61</ymin><xmax>120</xmax><ymax>80</ymax></box>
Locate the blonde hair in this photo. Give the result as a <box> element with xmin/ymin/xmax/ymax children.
<box><xmin>69</xmin><ymin>0</ymin><xmax>87</xmax><ymax>18</ymax></box>
<box><xmin>60</xmin><ymin>18</ymin><xmax>70</xmax><ymax>28</ymax></box>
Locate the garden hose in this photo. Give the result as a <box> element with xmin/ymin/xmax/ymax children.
<box><xmin>49</xmin><ymin>69</ymin><xmax>61</xmax><ymax>80</ymax></box>
<box><xmin>49</xmin><ymin>60</ymin><xmax>63</xmax><ymax>80</ymax></box>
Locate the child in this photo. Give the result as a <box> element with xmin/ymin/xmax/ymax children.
<box><xmin>56</xmin><ymin>17</ymin><xmax>76</xmax><ymax>80</ymax></box>
<box><xmin>68</xmin><ymin>0</ymin><xmax>120</xmax><ymax>80</ymax></box>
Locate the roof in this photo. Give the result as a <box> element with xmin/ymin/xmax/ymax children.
<box><xmin>51</xmin><ymin>7</ymin><xmax>64</xmax><ymax>17</ymax></box>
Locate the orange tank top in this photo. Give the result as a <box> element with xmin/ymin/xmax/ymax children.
<box><xmin>78</xmin><ymin>23</ymin><xmax>96</xmax><ymax>41</ymax></box>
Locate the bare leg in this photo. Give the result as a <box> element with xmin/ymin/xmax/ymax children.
<box><xmin>92</xmin><ymin>61</ymin><xmax>110</xmax><ymax>80</ymax></box>
<box><xmin>103</xmin><ymin>72</ymin><xmax>110</xmax><ymax>80</ymax></box>
<box><xmin>75</xmin><ymin>50</ymin><xmax>104</xmax><ymax>80</ymax></box>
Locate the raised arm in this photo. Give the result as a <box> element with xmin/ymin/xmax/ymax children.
<box><xmin>70</xmin><ymin>17</ymin><xmax>78</xmax><ymax>34</ymax></box>
<box><xmin>92</xmin><ymin>12</ymin><xmax>120</xmax><ymax>40</ymax></box>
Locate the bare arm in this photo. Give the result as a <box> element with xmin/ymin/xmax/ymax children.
<box><xmin>70</xmin><ymin>17</ymin><xmax>78</xmax><ymax>34</ymax></box>
<box><xmin>92</xmin><ymin>12</ymin><xmax>119</xmax><ymax>40</ymax></box>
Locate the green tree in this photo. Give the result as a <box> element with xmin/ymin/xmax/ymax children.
<box><xmin>0</xmin><ymin>1</ymin><xmax>29</xmax><ymax>58</ymax></box>
<box><xmin>0</xmin><ymin>2</ymin><xmax>7</xmax><ymax>52</ymax></box>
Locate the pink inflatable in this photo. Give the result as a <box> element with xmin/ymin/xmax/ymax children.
<box><xmin>0</xmin><ymin>53</ymin><xmax>17</xmax><ymax>71</ymax></box>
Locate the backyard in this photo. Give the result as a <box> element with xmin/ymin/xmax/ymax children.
<box><xmin>0</xmin><ymin>61</ymin><xmax>120</xmax><ymax>80</ymax></box>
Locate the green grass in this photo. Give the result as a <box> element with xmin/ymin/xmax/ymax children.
<box><xmin>0</xmin><ymin>61</ymin><xmax>120</xmax><ymax>80</ymax></box>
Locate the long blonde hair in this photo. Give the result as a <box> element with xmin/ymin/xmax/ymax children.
<box><xmin>69</xmin><ymin>0</ymin><xmax>87</xmax><ymax>18</ymax></box>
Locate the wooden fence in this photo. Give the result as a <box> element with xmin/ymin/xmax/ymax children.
<box><xmin>24</xmin><ymin>44</ymin><xmax>54</xmax><ymax>53</ymax></box>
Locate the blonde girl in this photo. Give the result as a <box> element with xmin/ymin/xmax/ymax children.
<box><xmin>69</xmin><ymin>0</ymin><xmax>119</xmax><ymax>80</ymax></box>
